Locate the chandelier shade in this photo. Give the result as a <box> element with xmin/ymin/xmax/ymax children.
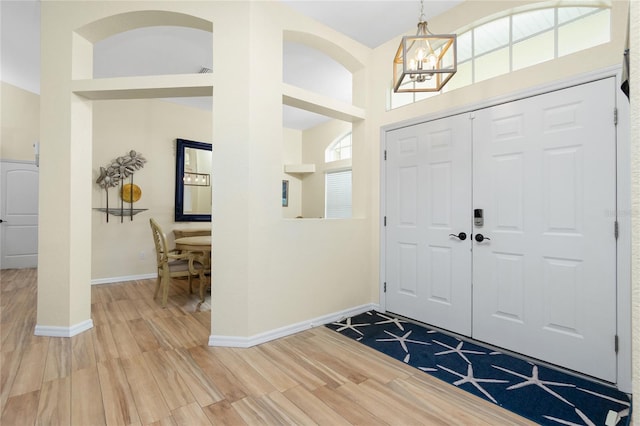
<box><xmin>393</xmin><ymin>20</ymin><xmax>457</xmax><ymax>93</ymax></box>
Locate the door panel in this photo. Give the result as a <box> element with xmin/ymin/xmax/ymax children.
<box><xmin>472</xmin><ymin>78</ymin><xmax>617</xmax><ymax>381</ymax></box>
<box><xmin>1</xmin><ymin>161</ymin><xmax>39</xmax><ymax>269</ymax></box>
<box><xmin>386</xmin><ymin>114</ymin><xmax>472</xmax><ymax>336</ymax></box>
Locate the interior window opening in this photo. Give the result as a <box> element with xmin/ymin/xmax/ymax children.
<box><xmin>282</xmin><ymin>107</ymin><xmax>352</xmax><ymax>219</ymax></box>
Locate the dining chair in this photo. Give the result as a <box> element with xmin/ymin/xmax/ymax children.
<box><xmin>149</xmin><ymin>218</ymin><xmax>206</xmax><ymax>307</ymax></box>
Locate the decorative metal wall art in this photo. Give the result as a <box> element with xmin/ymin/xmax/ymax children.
<box><xmin>95</xmin><ymin>150</ymin><xmax>147</xmax><ymax>222</ymax></box>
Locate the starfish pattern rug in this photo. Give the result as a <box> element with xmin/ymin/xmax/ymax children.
<box><xmin>326</xmin><ymin>311</ymin><xmax>631</xmax><ymax>426</ymax></box>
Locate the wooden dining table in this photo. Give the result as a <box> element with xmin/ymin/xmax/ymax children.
<box><xmin>174</xmin><ymin>235</ymin><xmax>211</xmax><ymax>301</ymax></box>
<box><xmin>174</xmin><ymin>235</ymin><xmax>212</xmax><ymax>253</ymax></box>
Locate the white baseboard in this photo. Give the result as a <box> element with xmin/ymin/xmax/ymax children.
<box><xmin>91</xmin><ymin>273</ymin><xmax>156</xmax><ymax>285</ymax></box>
<box><xmin>209</xmin><ymin>303</ymin><xmax>380</xmax><ymax>348</ymax></box>
<box><xmin>34</xmin><ymin>319</ymin><xmax>94</xmax><ymax>337</ymax></box>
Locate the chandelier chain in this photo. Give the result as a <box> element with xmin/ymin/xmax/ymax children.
<box><xmin>419</xmin><ymin>0</ymin><xmax>426</xmax><ymax>22</ymax></box>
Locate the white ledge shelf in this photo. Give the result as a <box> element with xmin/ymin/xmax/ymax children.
<box><xmin>282</xmin><ymin>83</ymin><xmax>365</xmax><ymax>123</ymax></box>
<box><xmin>284</xmin><ymin>164</ymin><xmax>315</xmax><ymax>174</ymax></box>
<box><xmin>71</xmin><ymin>73</ymin><xmax>213</xmax><ymax>100</ymax></box>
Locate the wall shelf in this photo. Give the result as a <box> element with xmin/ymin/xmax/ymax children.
<box><xmin>284</xmin><ymin>164</ymin><xmax>315</xmax><ymax>175</ymax></box>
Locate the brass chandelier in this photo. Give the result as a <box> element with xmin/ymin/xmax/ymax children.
<box><xmin>393</xmin><ymin>0</ymin><xmax>457</xmax><ymax>93</ymax></box>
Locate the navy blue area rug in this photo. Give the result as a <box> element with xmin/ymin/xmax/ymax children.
<box><xmin>326</xmin><ymin>311</ymin><xmax>631</xmax><ymax>426</ymax></box>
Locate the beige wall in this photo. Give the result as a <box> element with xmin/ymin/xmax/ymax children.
<box><xmin>91</xmin><ymin>98</ymin><xmax>212</xmax><ymax>280</ymax></box>
<box><xmin>301</xmin><ymin>119</ymin><xmax>352</xmax><ymax>218</ymax></box>
<box><xmin>1</xmin><ymin>82</ymin><xmax>39</xmax><ymax>162</ymax></box>
<box><xmin>242</xmin><ymin>1</ymin><xmax>371</xmax><ymax>335</ymax></box>
<box><xmin>38</xmin><ymin>1</ymin><xmax>372</xmax><ymax>339</ymax></box>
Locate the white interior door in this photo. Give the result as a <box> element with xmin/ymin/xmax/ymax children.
<box><xmin>471</xmin><ymin>78</ymin><xmax>617</xmax><ymax>382</ymax></box>
<box><xmin>385</xmin><ymin>114</ymin><xmax>472</xmax><ymax>336</ymax></box>
<box><xmin>0</xmin><ymin>161</ymin><xmax>39</xmax><ymax>269</ymax></box>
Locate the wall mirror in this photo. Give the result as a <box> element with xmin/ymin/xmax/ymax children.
<box><xmin>175</xmin><ymin>138</ymin><xmax>212</xmax><ymax>222</ymax></box>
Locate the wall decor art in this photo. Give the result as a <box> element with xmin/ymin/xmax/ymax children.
<box><xmin>95</xmin><ymin>150</ymin><xmax>147</xmax><ymax>222</ymax></box>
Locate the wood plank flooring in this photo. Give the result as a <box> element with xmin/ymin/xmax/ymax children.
<box><xmin>0</xmin><ymin>268</ymin><xmax>537</xmax><ymax>425</ymax></box>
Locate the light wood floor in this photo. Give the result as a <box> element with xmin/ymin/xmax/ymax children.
<box><xmin>0</xmin><ymin>268</ymin><xmax>536</xmax><ymax>425</ymax></box>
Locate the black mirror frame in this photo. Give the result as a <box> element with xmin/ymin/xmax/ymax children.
<box><xmin>175</xmin><ymin>138</ymin><xmax>212</xmax><ymax>222</ymax></box>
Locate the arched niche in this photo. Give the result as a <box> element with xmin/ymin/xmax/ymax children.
<box><xmin>283</xmin><ymin>29</ymin><xmax>364</xmax><ymax>74</ymax></box>
<box><xmin>283</xmin><ymin>41</ymin><xmax>352</xmax><ymax>105</ymax></box>
<box><xmin>93</xmin><ymin>26</ymin><xmax>213</xmax><ymax>79</ymax></box>
<box><xmin>72</xmin><ymin>10</ymin><xmax>213</xmax><ymax>81</ymax></box>
<box><xmin>75</xmin><ymin>10</ymin><xmax>212</xmax><ymax>44</ymax></box>
<box><xmin>281</xmin><ymin>29</ymin><xmax>366</xmax><ymax>128</ymax></box>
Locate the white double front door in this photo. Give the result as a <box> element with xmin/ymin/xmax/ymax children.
<box><xmin>385</xmin><ymin>78</ymin><xmax>617</xmax><ymax>382</ymax></box>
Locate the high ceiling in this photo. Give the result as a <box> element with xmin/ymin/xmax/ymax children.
<box><xmin>0</xmin><ymin>0</ymin><xmax>460</xmax><ymax>130</ymax></box>
<box><xmin>282</xmin><ymin>1</ymin><xmax>459</xmax><ymax>49</ymax></box>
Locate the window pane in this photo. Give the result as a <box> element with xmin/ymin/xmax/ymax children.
<box><xmin>474</xmin><ymin>17</ymin><xmax>509</xmax><ymax>56</ymax></box>
<box><xmin>513</xmin><ymin>29</ymin><xmax>554</xmax><ymax>70</ymax></box>
<box><xmin>443</xmin><ymin>60</ymin><xmax>472</xmax><ymax>91</ymax></box>
<box><xmin>557</xmin><ymin>7</ymin><xmax>599</xmax><ymax>25</ymax></box>
<box><xmin>512</xmin><ymin>9</ymin><xmax>554</xmax><ymax>42</ymax></box>
<box><xmin>340</xmin><ymin>134</ymin><xmax>351</xmax><ymax>149</ymax></box>
<box><xmin>390</xmin><ymin>89</ymin><xmax>415</xmax><ymax>109</ymax></box>
<box><xmin>474</xmin><ymin>47</ymin><xmax>509</xmax><ymax>82</ymax></box>
<box><xmin>558</xmin><ymin>9</ymin><xmax>610</xmax><ymax>57</ymax></box>
<box><xmin>341</xmin><ymin>146</ymin><xmax>352</xmax><ymax>160</ymax></box>
<box><xmin>325</xmin><ymin>133</ymin><xmax>352</xmax><ymax>162</ymax></box>
<box><xmin>325</xmin><ymin>149</ymin><xmax>333</xmax><ymax>162</ymax></box>
<box><xmin>457</xmin><ymin>31</ymin><xmax>472</xmax><ymax>62</ymax></box>
<box><xmin>325</xmin><ymin>170</ymin><xmax>352</xmax><ymax>218</ymax></box>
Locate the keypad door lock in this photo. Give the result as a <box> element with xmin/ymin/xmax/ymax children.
<box><xmin>474</xmin><ymin>209</ymin><xmax>483</xmax><ymax>227</ymax></box>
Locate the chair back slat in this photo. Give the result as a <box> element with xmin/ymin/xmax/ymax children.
<box><xmin>149</xmin><ymin>218</ymin><xmax>170</xmax><ymax>266</ymax></box>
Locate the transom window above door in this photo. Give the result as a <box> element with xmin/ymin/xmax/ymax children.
<box><xmin>389</xmin><ymin>5</ymin><xmax>611</xmax><ymax>109</ymax></box>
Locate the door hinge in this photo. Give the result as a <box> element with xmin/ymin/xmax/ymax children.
<box><xmin>384</xmin><ymin>150</ymin><xmax>387</xmax><ymax>161</ymax></box>
<box><xmin>614</xmin><ymin>107</ymin><xmax>618</xmax><ymax>126</ymax></box>
<box><xmin>384</xmin><ymin>216</ymin><xmax>387</xmax><ymax>227</ymax></box>
<box><xmin>384</xmin><ymin>282</ymin><xmax>387</xmax><ymax>293</ymax></box>
<box><xmin>615</xmin><ymin>335</ymin><xmax>619</xmax><ymax>353</ymax></box>
<box><xmin>614</xmin><ymin>220</ymin><xmax>619</xmax><ymax>239</ymax></box>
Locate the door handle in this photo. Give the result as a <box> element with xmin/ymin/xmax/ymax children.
<box><xmin>475</xmin><ymin>233</ymin><xmax>491</xmax><ymax>242</ymax></box>
<box><xmin>449</xmin><ymin>232</ymin><xmax>467</xmax><ymax>241</ymax></box>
